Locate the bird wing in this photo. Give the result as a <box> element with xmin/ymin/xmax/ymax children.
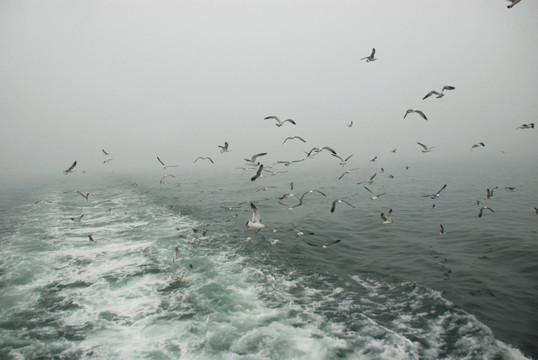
<box><xmin>251</xmin><ymin>202</ymin><xmax>261</xmax><ymax>222</ymax></box>
<box><xmin>157</xmin><ymin>157</ymin><xmax>165</xmax><ymax>166</ymax></box>
<box><xmin>364</xmin><ymin>186</ymin><xmax>374</xmax><ymax>194</ymax></box>
<box><xmin>264</xmin><ymin>116</ymin><xmax>280</xmax><ymax>123</ymax></box>
<box><xmin>251</xmin><ymin>164</ymin><xmax>263</xmax><ymax>181</ymax></box>
<box><xmin>417</xmin><ymin>142</ymin><xmax>428</xmax><ymax>151</ymax></box>
<box><xmin>283</xmin><ymin>119</ymin><xmax>297</xmax><ymax>125</ymax></box>
<box><xmin>65</xmin><ymin>161</ymin><xmax>77</xmax><ymax>173</ymax></box>
<box><xmin>437</xmin><ymin>184</ymin><xmax>447</xmax><ymax>194</ymax></box>
<box><xmin>415</xmin><ymin>110</ymin><xmax>428</xmax><ymax>120</ymax></box>
<box><xmin>442</xmin><ymin>85</ymin><xmax>455</xmax><ymax>92</ymax></box>
<box><xmin>251</xmin><ymin>153</ymin><xmax>268</xmax><ymax>162</ymax></box>
<box><xmin>423</xmin><ymin>90</ymin><xmax>439</xmax><ymax>100</ymax></box>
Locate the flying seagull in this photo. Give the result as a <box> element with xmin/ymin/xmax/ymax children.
<box><xmin>506</xmin><ymin>0</ymin><xmax>521</xmax><ymax>8</ymax></box>
<box><xmin>380</xmin><ymin>209</ymin><xmax>393</xmax><ymax>224</ymax></box>
<box><xmin>276</xmin><ymin>159</ymin><xmax>304</xmax><ymax>166</ymax></box>
<box><xmin>64</xmin><ymin>161</ymin><xmax>77</xmax><ymax>174</ymax></box>
<box><xmin>417</xmin><ymin>142</ymin><xmax>435</xmax><ymax>153</ymax></box>
<box><xmin>478</xmin><ymin>206</ymin><xmax>495</xmax><ymax>218</ymax></box>
<box><xmin>307</xmin><ymin>239</ymin><xmax>341</xmax><ymax>249</ymax></box>
<box><xmin>357</xmin><ymin>172</ymin><xmax>377</xmax><ymax>185</ymax></box>
<box><xmin>172</xmin><ymin>247</ymin><xmax>181</xmax><ymax>263</ymax></box>
<box><xmin>404</xmin><ymin>109</ymin><xmax>428</xmax><ymax>121</ymax></box>
<box><xmin>194</xmin><ymin>157</ymin><xmax>214</xmax><ymax>164</ymax></box>
<box><xmin>299</xmin><ymin>189</ymin><xmax>327</xmax><ymax>202</ymax></box>
<box><xmin>423</xmin><ymin>86</ymin><xmax>456</xmax><ymax>100</ymax></box>
<box><xmin>422</xmin><ymin>184</ymin><xmax>447</xmax><ymax>199</ymax></box>
<box><xmin>244</xmin><ymin>152</ymin><xmax>268</xmax><ymax>167</ymax></box>
<box><xmin>218</xmin><ymin>142</ymin><xmax>230</xmax><ymax>153</ymax></box>
<box><xmin>348</xmin><ymin>121</ymin><xmax>354</xmax><ymax>128</ymax></box>
<box><xmin>157</xmin><ymin>156</ymin><xmax>178</xmax><ymax>169</ymax></box>
<box><xmin>471</xmin><ymin>142</ymin><xmax>485</xmax><ymax>150</ymax></box>
<box><xmin>103</xmin><ymin>159</ymin><xmax>113</xmax><ymax>164</ymax></box>
<box><xmin>71</xmin><ymin>214</ymin><xmax>84</xmax><ymax>222</ymax></box>
<box><xmin>330</xmin><ymin>199</ymin><xmax>355</xmax><ymax>213</ymax></box>
<box><xmin>361</xmin><ymin>48</ymin><xmax>377</xmax><ymax>62</ymax></box>
<box><xmin>504</xmin><ymin>186</ymin><xmax>516</xmax><ymax>192</ymax></box>
<box><xmin>264</xmin><ymin>116</ymin><xmax>296</xmax><ymax>127</ymax></box>
<box><xmin>246</xmin><ymin>202</ymin><xmax>265</xmax><ymax>229</ymax></box>
<box><xmin>364</xmin><ymin>186</ymin><xmax>386</xmax><ymax>200</ymax></box>
<box><xmin>76</xmin><ymin>190</ymin><xmax>90</xmax><ymax>201</ymax></box>
<box><xmin>179</xmin><ymin>264</ymin><xmax>193</xmax><ymax>282</ymax></box>
<box><xmin>369</xmin><ymin>156</ymin><xmax>377</xmax><ymax>162</ymax></box>
<box><xmin>250</xmin><ymin>164</ymin><xmax>264</xmax><ymax>181</ymax></box>
<box><xmin>439</xmin><ymin>224</ymin><xmax>447</xmax><ymax>235</ymax></box>
<box><xmin>282</xmin><ymin>136</ymin><xmax>306</xmax><ymax>145</ymax></box>
<box><xmin>332</xmin><ymin>154</ymin><xmax>353</xmax><ymax>167</ymax></box>
<box><xmin>291</xmin><ymin>224</ymin><xmax>315</xmax><ymax>237</ymax></box>
<box><xmin>102</xmin><ymin>149</ymin><xmax>110</xmax><ymax>155</ymax></box>
<box><xmin>338</xmin><ymin>168</ymin><xmax>360</xmax><ymax>180</ymax></box>
<box><xmin>516</xmin><ymin>123</ymin><xmax>534</xmax><ymax>129</ymax></box>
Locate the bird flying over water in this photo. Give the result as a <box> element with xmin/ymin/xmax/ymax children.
<box><xmin>381</xmin><ymin>209</ymin><xmax>393</xmax><ymax>224</ymax></box>
<box><xmin>194</xmin><ymin>157</ymin><xmax>214</xmax><ymax>164</ymax></box>
<box><xmin>250</xmin><ymin>164</ymin><xmax>264</xmax><ymax>181</ymax></box>
<box><xmin>282</xmin><ymin>136</ymin><xmax>306</xmax><ymax>145</ymax></box>
<box><xmin>218</xmin><ymin>142</ymin><xmax>230</xmax><ymax>153</ymax></box>
<box><xmin>357</xmin><ymin>173</ymin><xmax>377</xmax><ymax>185</ymax></box>
<box><xmin>422</xmin><ymin>184</ymin><xmax>447</xmax><ymax>199</ymax></box>
<box><xmin>361</xmin><ymin>48</ymin><xmax>377</xmax><ymax>62</ymax></box>
<box><xmin>246</xmin><ymin>202</ymin><xmax>265</xmax><ymax>229</ymax></box>
<box><xmin>506</xmin><ymin>0</ymin><xmax>521</xmax><ymax>8</ymax></box>
<box><xmin>157</xmin><ymin>156</ymin><xmax>178</xmax><ymax>169</ymax></box>
<box><xmin>264</xmin><ymin>116</ymin><xmax>296</xmax><ymax>127</ymax></box>
<box><xmin>364</xmin><ymin>186</ymin><xmax>386</xmax><ymax>200</ymax></box>
<box><xmin>478</xmin><ymin>206</ymin><xmax>495</xmax><ymax>218</ymax></box>
<box><xmin>439</xmin><ymin>224</ymin><xmax>447</xmax><ymax>235</ymax></box>
<box><xmin>75</xmin><ymin>190</ymin><xmax>90</xmax><ymax>201</ymax></box>
<box><xmin>404</xmin><ymin>109</ymin><xmax>428</xmax><ymax>121</ymax></box>
<box><xmin>417</xmin><ymin>142</ymin><xmax>435</xmax><ymax>153</ymax></box>
<box><xmin>244</xmin><ymin>153</ymin><xmax>267</xmax><ymax>167</ymax></box>
<box><xmin>64</xmin><ymin>161</ymin><xmax>77</xmax><ymax>174</ymax></box>
<box><xmin>423</xmin><ymin>86</ymin><xmax>455</xmax><ymax>100</ymax></box>
<box><xmin>330</xmin><ymin>199</ymin><xmax>355</xmax><ymax>213</ymax></box>
<box><xmin>307</xmin><ymin>239</ymin><xmax>341</xmax><ymax>249</ymax></box>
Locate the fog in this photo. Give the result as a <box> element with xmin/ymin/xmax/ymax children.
<box><xmin>0</xmin><ymin>0</ymin><xmax>536</xmax><ymax>182</ymax></box>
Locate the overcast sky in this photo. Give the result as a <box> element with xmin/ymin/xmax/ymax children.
<box><xmin>0</xmin><ymin>0</ymin><xmax>536</xmax><ymax>181</ymax></box>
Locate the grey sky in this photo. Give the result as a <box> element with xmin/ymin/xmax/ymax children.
<box><xmin>0</xmin><ymin>0</ymin><xmax>536</xmax><ymax>180</ymax></box>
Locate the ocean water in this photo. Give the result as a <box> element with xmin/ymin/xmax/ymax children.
<box><xmin>0</xmin><ymin>158</ymin><xmax>536</xmax><ymax>359</ymax></box>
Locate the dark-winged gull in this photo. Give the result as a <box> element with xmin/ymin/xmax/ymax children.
<box><xmin>404</xmin><ymin>109</ymin><xmax>428</xmax><ymax>121</ymax></box>
<box><xmin>423</xmin><ymin>86</ymin><xmax>455</xmax><ymax>100</ymax></box>
<box><xmin>64</xmin><ymin>161</ymin><xmax>77</xmax><ymax>174</ymax></box>
<box><xmin>361</xmin><ymin>48</ymin><xmax>377</xmax><ymax>62</ymax></box>
<box><xmin>264</xmin><ymin>116</ymin><xmax>296</xmax><ymax>127</ymax></box>
<box><xmin>417</xmin><ymin>142</ymin><xmax>435</xmax><ymax>153</ymax></box>
<box><xmin>380</xmin><ymin>209</ymin><xmax>393</xmax><ymax>224</ymax></box>
<box><xmin>330</xmin><ymin>199</ymin><xmax>355</xmax><ymax>213</ymax></box>
<box><xmin>157</xmin><ymin>156</ymin><xmax>178</xmax><ymax>169</ymax></box>
<box><xmin>246</xmin><ymin>202</ymin><xmax>265</xmax><ymax>229</ymax></box>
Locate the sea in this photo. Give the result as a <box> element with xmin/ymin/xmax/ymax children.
<box><xmin>0</xmin><ymin>157</ymin><xmax>536</xmax><ymax>359</ymax></box>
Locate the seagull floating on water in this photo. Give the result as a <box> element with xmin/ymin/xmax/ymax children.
<box><xmin>361</xmin><ymin>48</ymin><xmax>377</xmax><ymax>62</ymax></box>
<box><xmin>246</xmin><ymin>202</ymin><xmax>265</xmax><ymax>229</ymax></box>
<box><xmin>264</xmin><ymin>116</ymin><xmax>296</xmax><ymax>127</ymax></box>
<box><xmin>404</xmin><ymin>109</ymin><xmax>428</xmax><ymax>121</ymax></box>
<box><xmin>423</xmin><ymin>86</ymin><xmax>455</xmax><ymax>100</ymax></box>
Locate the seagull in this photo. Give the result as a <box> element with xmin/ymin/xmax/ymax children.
<box><xmin>193</xmin><ymin>228</ymin><xmax>208</xmax><ymax>241</ymax></box>
<box><xmin>305</xmin><ymin>146</ymin><xmax>337</xmax><ymax>158</ymax></box>
<box><xmin>246</xmin><ymin>202</ymin><xmax>265</xmax><ymax>229</ymax></box>
<box><xmin>380</xmin><ymin>209</ymin><xmax>393</xmax><ymax>224</ymax></box>
<box><xmin>332</xmin><ymin>154</ymin><xmax>353</xmax><ymax>167</ymax></box>
<box><xmin>422</xmin><ymin>184</ymin><xmax>447</xmax><ymax>199</ymax></box>
<box><xmin>262</xmin><ymin>169</ymin><xmax>289</xmax><ymax>176</ymax></box>
<box><xmin>504</xmin><ymin>186</ymin><xmax>516</xmax><ymax>192</ymax></box>
<box><xmin>102</xmin><ymin>149</ymin><xmax>110</xmax><ymax>155</ymax></box>
<box><xmin>533</xmin><ymin>207</ymin><xmax>537</xmax><ymax>215</ymax></box>
<box><xmin>278</xmin><ymin>201</ymin><xmax>303</xmax><ymax>211</ymax></box>
<box><xmin>282</xmin><ymin>136</ymin><xmax>306</xmax><ymax>145</ymax></box>
<box><xmin>194</xmin><ymin>157</ymin><xmax>214</xmax><ymax>164</ymax></box>
<box><xmin>361</xmin><ymin>48</ymin><xmax>377</xmax><ymax>62</ymax></box>
<box><xmin>250</xmin><ymin>164</ymin><xmax>264</xmax><ymax>181</ymax></box>
<box><xmin>244</xmin><ymin>152</ymin><xmax>268</xmax><ymax>167</ymax></box>
<box><xmin>330</xmin><ymin>199</ymin><xmax>355</xmax><ymax>213</ymax></box>
<box><xmin>71</xmin><ymin>214</ymin><xmax>84</xmax><ymax>222</ymax></box>
<box><xmin>103</xmin><ymin>159</ymin><xmax>113</xmax><ymax>164</ymax></box>
<box><xmin>172</xmin><ymin>247</ymin><xmax>181</xmax><ymax>263</ymax></box>
<box><xmin>179</xmin><ymin>264</ymin><xmax>193</xmax><ymax>282</ymax></box>
<box><xmin>357</xmin><ymin>173</ymin><xmax>377</xmax><ymax>185</ymax></box>
<box><xmin>516</xmin><ymin>123</ymin><xmax>534</xmax><ymax>129</ymax></box>
<box><xmin>218</xmin><ymin>141</ymin><xmax>230</xmax><ymax>153</ymax></box>
<box><xmin>291</xmin><ymin>224</ymin><xmax>315</xmax><ymax>237</ymax></box>
<box><xmin>431</xmin><ymin>203</ymin><xmax>436</xmax><ymax>210</ymax></box>
<box><xmin>423</xmin><ymin>86</ymin><xmax>456</xmax><ymax>100</ymax></box>
<box><xmin>439</xmin><ymin>224</ymin><xmax>447</xmax><ymax>235</ymax></box>
<box><xmin>256</xmin><ymin>186</ymin><xmax>277</xmax><ymax>192</ymax></box>
<box><xmin>391</xmin><ymin>148</ymin><xmax>397</xmax><ymax>153</ymax></box>
<box><xmin>471</xmin><ymin>142</ymin><xmax>485</xmax><ymax>150</ymax></box>
<box><xmin>267</xmin><ymin>239</ymin><xmax>280</xmax><ymax>246</ymax></box>
<box><xmin>506</xmin><ymin>0</ymin><xmax>521</xmax><ymax>8</ymax></box>
<box><xmin>369</xmin><ymin>156</ymin><xmax>377</xmax><ymax>162</ymax></box>
<box><xmin>276</xmin><ymin>159</ymin><xmax>304</xmax><ymax>166</ymax></box>
<box><xmin>485</xmin><ymin>187</ymin><xmax>498</xmax><ymax>200</ymax></box>
<box><xmin>264</xmin><ymin>116</ymin><xmax>296</xmax><ymax>127</ymax></box>
<box><xmin>299</xmin><ymin>189</ymin><xmax>327</xmax><ymax>202</ymax></box>
<box><xmin>307</xmin><ymin>239</ymin><xmax>341</xmax><ymax>249</ymax></box>
<box><xmin>64</xmin><ymin>161</ymin><xmax>77</xmax><ymax>174</ymax></box>
<box><xmin>75</xmin><ymin>190</ymin><xmax>90</xmax><ymax>201</ymax></box>
<box><xmin>157</xmin><ymin>156</ymin><xmax>178</xmax><ymax>169</ymax></box>
<box><xmin>88</xmin><ymin>234</ymin><xmax>96</xmax><ymax>242</ymax></box>
<box><xmin>364</xmin><ymin>186</ymin><xmax>386</xmax><ymax>200</ymax></box>
<box><xmin>404</xmin><ymin>109</ymin><xmax>428</xmax><ymax>121</ymax></box>
<box><xmin>478</xmin><ymin>206</ymin><xmax>495</xmax><ymax>218</ymax></box>
<box><xmin>338</xmin><ymin>168</ymin><xmax>360</xmax><ymax>180</ymax></box>
<box><xmin>417</xmin><ymin>142</ymin><xmax>435</xmax><ymax>153</ymax></box>
<box><xmin>348</xmin><ymin>121</ymin><xmax>354</xmax><ymax>127</ymax></box>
